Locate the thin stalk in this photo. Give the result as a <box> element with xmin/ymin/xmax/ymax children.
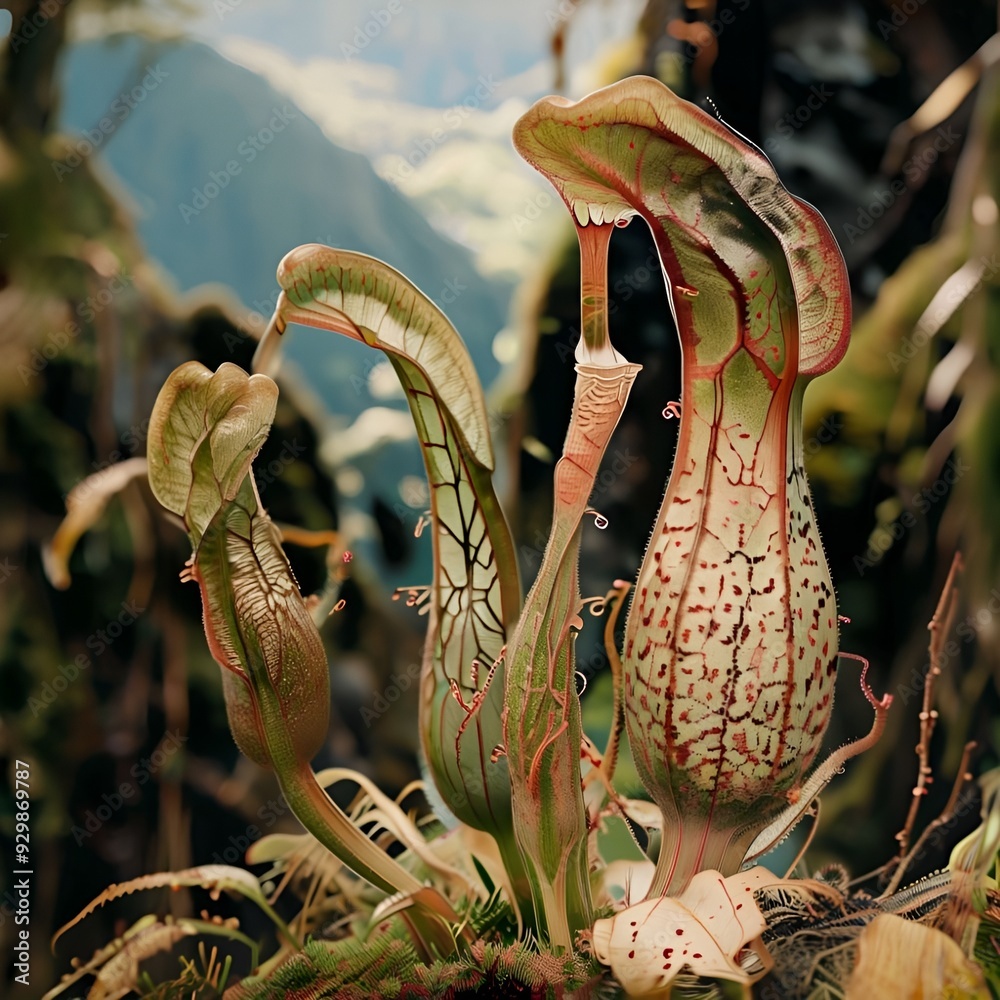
<box><xmin>254</xmin><ymin>679</ymin><xmax>463</xmax><ymax>930</ymax></box>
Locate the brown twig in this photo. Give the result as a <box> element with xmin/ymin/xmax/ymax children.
<box><xmin>887</xmin><ymin>740</ymin><xmax>977</xmax><ymax>899</ymax></box>
<box><xmin>882</xmin><ymin>552</ymin><xmax>964</xmax><ymax>895</ymax></box>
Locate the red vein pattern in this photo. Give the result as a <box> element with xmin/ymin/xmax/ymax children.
<box><xmin>514</xmin><ymin>77</ymin><xmax>850</xmax><ymax>894</ymax></box>
<box><xmin>253</xmin><ymin>247</ymin><xmax>523</xmax><ymax>845</ymax></box>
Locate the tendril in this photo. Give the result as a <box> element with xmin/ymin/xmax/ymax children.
<box><xmin>413</xmin><ymin>510</ymin><xmax>433</xmax><ymax>538</ymax></box>
<box><xmin>584</xmin><ymin>507</ymin><xmax>609</xmax><ymax>529</ymax></box>
<box><xmin>391</xmin><ymin>584</ymin><xmax>432</xmax><ymax>614</ymax></box>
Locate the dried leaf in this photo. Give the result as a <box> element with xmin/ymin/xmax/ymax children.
<box><xmin>86</xmin><ymin>921</ymin><xmax>192</xmax><ymax>1000</ymax></box>
<box><xmin>845</xmin><ymin>914</ymin><xmax>989</xmax><ymax>999</ymax></box>
<box><xmin>314</xmin><ymin>767</ymin><xmax>476</xmax><ymax>897</ymax></box>
<box><xmin>42</xmin><ymin>457</ymin><xmax>148</xmax><ymax>590</ymax></box>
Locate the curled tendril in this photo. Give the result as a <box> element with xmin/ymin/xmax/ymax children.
<box><xmin>392</xmin><ymin>585</ymin><xmax>432</xmax><ymax>613</ymax></box>
<box><xmin>584</xmin><ymin>508</ymin><xmax>609</xmax><ymax>529</ymax></box>
<box><xmin>413</xmin><ymin>510</ymin><xmax>433</xmax><ymax>538</ymax></box>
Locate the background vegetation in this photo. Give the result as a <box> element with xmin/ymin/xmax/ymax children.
<box><xmin>1</xmin><ymin>0</ymin><xmax>998</xmax><ymax>994</ymax></box>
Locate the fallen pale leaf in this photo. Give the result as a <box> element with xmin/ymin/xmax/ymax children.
<box><xmin>592</xmin><ymin>867</ymin><xmax>776</xmax><ymax>996</ymax></box>
<box><xmin>846</xmin><ymin>913</ymin><xmax>989</xmax><ymax>999</ymax></box>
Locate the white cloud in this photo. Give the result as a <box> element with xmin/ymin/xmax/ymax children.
<box><xmin>214</xmin><ymin>0</ymin><xmax>645</xmax><ymax>283</ymax></box>
<box><xmin>217</xmin><ymin>36</ymin><xmax>560</xmax><ymax>280</ymax></box>
<box><xmin>322</xmin><ymin>406</ymin><xmax>414</xmax><ymax>466</ymax></box>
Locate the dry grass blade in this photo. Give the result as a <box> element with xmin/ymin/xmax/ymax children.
<box><xmin>84</xmin><ymin>921</ymin><xmax>192</xmax><ymax>1000</ymax></box>
<box><xmin>313</xmin><ymin>768</ymin><xmax>477</xmax><ymax>897</ymax></box>
<box><xmin>881</xmin><ymin>34</ymin><xmax>1000</xmax><ymax>174</ymax></box>
<box><xmin>51</xmin><ymin>864</ymin><xmax>298</xmax><ymax>951</ymax></box>
<box><xmin>42</xmin><ymin>915</ymin><xmax>160</xmax><ymax>1000</ymax></box>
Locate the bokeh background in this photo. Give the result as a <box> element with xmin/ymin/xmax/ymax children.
<box><xmin>1</xmin><ymin>0</ymin><xmax>999</xmax><ymax>994</ymax></box>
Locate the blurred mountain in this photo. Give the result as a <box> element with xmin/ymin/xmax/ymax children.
<box><xmin>54</xmin><ymin>31</ymin><xmax>517</xmax><ymax>585</ymax></box>
<box><xmin>55</xmin><ymin>33</ymin><xmax>508</xmax><ymax>416</ymax></box>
